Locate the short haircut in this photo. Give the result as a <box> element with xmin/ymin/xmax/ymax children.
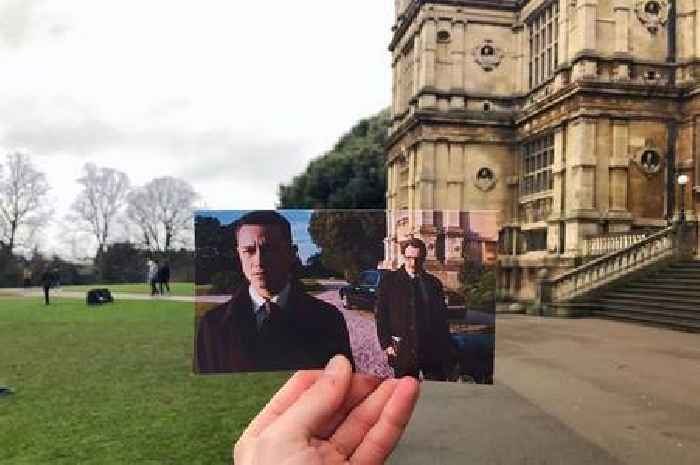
<box><xmin>234</xmin><ymin>210</ymin><xmax>292</xmax><ymax>245</ymax></box>
<box><xmin>401</xmin><ymin>237</ymin><xmax>427</xmax><ymax>259</ymax></box>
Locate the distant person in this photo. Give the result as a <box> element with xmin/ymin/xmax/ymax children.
<box><xmin>41</xmin><ymin>268</ymin><xmax>57</xmax><ymax>306</ymax></box>
<box><xmin>375</xmin><ymin>238</ymin><xmax>453</xmax><ymax>380</ymax></box>
<box><xmin>195</xmin><ymin>210</ymin><xmax>354</xmax><ymax>373</ymax></box>
<box><xmin>158</xmin><ymin>261</ymin><xmax>171</xmax><ymax>295</ymax></box>
<box><xmin>147</xmin><ymin>258</ymin><xmax>159</xmax><ymax>296</ymax></box>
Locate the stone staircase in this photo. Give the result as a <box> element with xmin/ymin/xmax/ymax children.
<box><xmin>590</xmin><ymin>260</ymin><xmax>700</xmax><ymax>331</ymax></box>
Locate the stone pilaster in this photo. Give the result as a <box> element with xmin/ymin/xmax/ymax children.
<box><xmin>450</xmin><ymin>21</ymin><xmax>466</xmax><ymax>109</ymax></box>
<box><xmin>609</xmin><ymin>120</ymin><xmax>633</xmax><ymax>229</ymax></box>
<box><xmin>565</xmin><ymin>118</ymin><xmax>599</xmax><ymax>253</ymax></box>
<box><xmin>548</xmin><ymin>126</ymin><xmax>566</xmax><ymax>253</ymax></box>
<box><xmin>418</xmin><ymin>18</ymin><xmax>437</xmax><ymax>109</ymax></box>
<box><xmin>446</xmin><ymin>143</ymin><xmax>465</xmax><ymax>211</ymax></box>
<box><xmin>416</xmin><ymin>142</ymin><xmax>436</xmax><ymax>210</ymax></box>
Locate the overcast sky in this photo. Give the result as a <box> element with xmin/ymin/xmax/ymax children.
<box><xmin>0</xmin><ymin>0</ymin><xmax>393</xmax><ymax>258</ymax></box>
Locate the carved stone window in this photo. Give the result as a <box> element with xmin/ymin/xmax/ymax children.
<box><xmin>635</xmin><ymin>0</ymin><xmax>668</xmax><ymax>34</ymax></box>
<box><xmin>437</xmin><ymin>30</ymin><xmax>451</xmax><ymax>43</ymax></box>
<box><xmin>528</xmin><ymin>1</ymin><xmax>560</xmax><ymax>89</ymax></box>
<box><xmin>472</xmin><ymin>39</ymin><xmax>504</xmax><ymax>72</ymax></box>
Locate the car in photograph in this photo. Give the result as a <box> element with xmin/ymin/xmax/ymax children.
<box><xmin>339</xmin><ymin>269</ymin><xmax>388</xmax><ymax>311</ymax></box>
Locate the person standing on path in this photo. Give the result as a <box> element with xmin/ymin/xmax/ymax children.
<box><xmin>374</xmin><ymin>237</ymin><xmax>453</xmax><ymax>380</ymax></box>
<box><xmin>147</xmin><ymin>258</ymin><xmax>159</xmax><ymax>296</ymax></box>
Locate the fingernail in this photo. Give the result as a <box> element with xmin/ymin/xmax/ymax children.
<box><xmin>324</xmin><ymin>355</ymin><xmax>344</xmax><ymax>375</ymax></box>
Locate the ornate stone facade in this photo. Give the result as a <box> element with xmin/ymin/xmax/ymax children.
<box><xmin>386</xmin><ymin>0</ymin><xmax>700</xmax><ymax>302</ymax></box>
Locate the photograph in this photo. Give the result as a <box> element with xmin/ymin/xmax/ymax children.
<box><xmin>194</xmin><ymin>209</ymin><xmax>497</xmax><ymax>383</ymax></box>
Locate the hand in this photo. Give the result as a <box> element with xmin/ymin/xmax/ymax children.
<box><xmin>384</xmin><ymin>346</ymin><xmax>396</xmax><ymax>357</ymax></box>
<box><xmin>234</xmin><ymin>355</ymin><xmax>420</xmax><ymax>465</ymax></box>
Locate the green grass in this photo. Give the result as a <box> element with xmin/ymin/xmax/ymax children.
<box><xmin>0</xmin><ymin>297</ymin><xmax>288</xmax><ymax>465</ymax></box>
<box><xmin>55</xmin><ymin>282</ymin><xmax>196</xmax><ymax>297</ymax></box>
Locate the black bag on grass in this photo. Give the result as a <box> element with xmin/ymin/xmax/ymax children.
<box><xmin>86</xmin><ymin>288</ymin><xmax>114</xmax><ymax>306</ymax></box>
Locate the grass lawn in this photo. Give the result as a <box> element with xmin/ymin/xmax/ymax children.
<box><xmin>0</xmin><ymin>297</ymin><xmax>288</xmax><ymax>465</ymax></box>
<box><xmin>56</xmin><ymin>282</ymin><xmax>197</xmax><ymax>297</ymax></box>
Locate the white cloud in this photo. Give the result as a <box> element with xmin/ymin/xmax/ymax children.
<box><xmin>0</xmin><ymin>0</ymin><xmax>393</xmax><ymax>258</ymax></box>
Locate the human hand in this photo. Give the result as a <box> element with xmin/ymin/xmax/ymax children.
<box><xmin>385</xmin><ymin>346</ymin><xmax>396</xmax><ymax>358</ymax></box>
<box><xmin>234</xmin><ymin>355</ymin><xmax>420</xmax><ymax>465</ymax></box>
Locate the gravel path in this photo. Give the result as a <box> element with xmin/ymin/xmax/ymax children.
<box><xmin>314</xmin><ymin>289</ymin><xmax>394</xmax><ymax>379</ymax></box>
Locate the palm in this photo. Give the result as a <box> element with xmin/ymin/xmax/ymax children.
<box><xmin>235</xmin><ymin>357</ymin><xmax>419</xmax><ymax>465</ymax></box>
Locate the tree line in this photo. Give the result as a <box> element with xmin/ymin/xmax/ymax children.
<box><xmin>0</xmin><ymin>152</ymin><xmax>198</xmax><ymax>286</ymax></box>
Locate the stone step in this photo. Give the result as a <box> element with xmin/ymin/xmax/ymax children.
<box><xmin>603</xmin><ymin>291</ymin><xmax>700</xmax><ymax>305</ymax></box>
<box><xmin>637</xmin><ymin>278</ymin><xmax>700</xmax><ymax>286</ymax></box>
<box><xmin>618</xmin><ymin>286</ymin><xmax>700</xmax><ymax>299</ymax></box>
<box><xmin>592</xmin><ymin>308</ymin><xmax>700</xmax><ymax>332</ymax></box>
<box><xmin>597</xmin><ymin>298</ymin><xmax>700</xmax><ymax>316</ymax></box>
<box><xmin>649</xmin><ymin>270</ymin><xmax>700</xmax><ymax>279</ymax></box>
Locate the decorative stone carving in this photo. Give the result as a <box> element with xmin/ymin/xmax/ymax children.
<box><xmin>635</xmin><ymin>144</ymin><xmax>664</xmax><ymax>175</ymax></box>
<box><xmin>635</xmin><ymin>0</ymin><xmax>669</xmax><ymax>34</ymax></box>
<box><xmin>472</xmin><ymin>39</ymin><xmax>504</xmax><ymax>72</ymax></box>
<box><xmin>475</xmin><ymin>167</ymin><xmax>497</xmax><ymax>192</ymax></box>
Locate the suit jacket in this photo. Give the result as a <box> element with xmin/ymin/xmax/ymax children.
<box><xmin>195</xmin><ymin>282</ymin><xmax>354</xmax><ymax>373</ymax></box>
<box><xmin>375</xmin><ymin>267</ymin><xmax>452</xmax><ymax>375</ymax></box>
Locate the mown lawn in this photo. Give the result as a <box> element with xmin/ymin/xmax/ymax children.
<box><xmin>56</xmin><ymin>282</ymin><xmax>198</xmax><ymax>297</ymax></box>
<box><xmin>0</xmin><ymin>297</ymin><xmax>288</xmax><ymax>465</ymax></box>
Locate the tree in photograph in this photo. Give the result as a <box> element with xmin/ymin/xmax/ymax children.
<box><xmin>0</xmin><ymin>152</ymin><xmax>51</xmax><ymax>255</ymax></box>
<box><xmin>307</xmin><ymin>210</ymin><xmax>385</xmax><ymax>282</ymax></box>
<box><xmin>126</xmin><ymin>176</ymin><xmax>198</xmax><ymax>252</ymax></box>
<box><xmin>69</xmin><ymin>163</ymin><xmax>130</xmax><ymax>257</ymax></box>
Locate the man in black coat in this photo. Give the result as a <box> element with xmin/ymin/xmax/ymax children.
<box><xmin>195</xmin><ymin>211</ymin><xmax>354</xmax><ymax>373</ymax></box>
<box><xmin>375</xmin><ymin>238</ymin><xmax>453</xmax><ymax>380</ymax></box>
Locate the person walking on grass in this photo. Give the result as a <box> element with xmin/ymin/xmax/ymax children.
<box><xmin>147</xmin><ymin>258</ymin><xmax>159</xmax><ymax>296</ymax></box>
<box><xmin>158</xmin><ymin>260</ymin><xmax>171</xmax><ymax>295</ymax></box>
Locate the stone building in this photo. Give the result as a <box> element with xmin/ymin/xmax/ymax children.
<box><xmin>385</xmin><ymin>0</ymin><xmax>700</xmax><ymax>304</ymax></box>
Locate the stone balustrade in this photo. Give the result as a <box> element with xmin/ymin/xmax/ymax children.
<box><xmin>542</xmin><ymin>226</ymin><xmax>677</xmax><ymax>304</ymax></box>
<box><xmin>582</xmin><ymin>230</ymin><xmax>655</xmax><ymax>257</ymax></box>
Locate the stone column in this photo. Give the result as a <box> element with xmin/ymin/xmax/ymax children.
<box><xmin>450</xmin><ymin>20</ymin><xmax>466</xmax><ymax>109</ymax></box>
<box><xmin>418</xmin><ymin>18</ymin><xmax>437</xmax><ymax>109</ymax></box>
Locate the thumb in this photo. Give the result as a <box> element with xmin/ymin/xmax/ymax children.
<box><xmin>270</xmin><ymin>355</ymin><xmax>353</xmax><ymax>437</ymax></box>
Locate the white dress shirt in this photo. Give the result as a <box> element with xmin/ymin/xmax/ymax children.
<box><xmin>249</xmin><ymin>283</ymin><xmax>291</xmax><ymax>330</ymax></box>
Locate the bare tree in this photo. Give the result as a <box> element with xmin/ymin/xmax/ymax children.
<box><xmin>0</xmin><ymin>152</ymin><xmax>52</xmax><ymax>255</ymax></box>
<box><xmin>126</xmin><ymin>176</ymin><xmax>198</xmax><ymax>252</ymax></box>
<box><xmin>69</xmin><ymin>163</ymin><xmax>130</xmax><ymax>257</ymax></box>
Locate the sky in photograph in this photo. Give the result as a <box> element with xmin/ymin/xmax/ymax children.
<box><xmin>197</xmin><ymin>210</ymin><xmax>319</xmax><ymax>264</ymax></box>
<box><xmin>0</xmin><ymin>0</ymin><xmax>394</xmax><ymax>258</ymax></box>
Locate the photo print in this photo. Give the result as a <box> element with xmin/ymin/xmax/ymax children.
<box><xmin>194</xmin><ymin>209</ymin><xmax>497</xmax><ymax>384</ymax></box>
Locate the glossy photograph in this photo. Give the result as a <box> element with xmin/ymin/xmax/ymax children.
<box><xmin>194</xmin><ymin>209</ymin><xmax>497</xmax><ymax>383</ymax></box>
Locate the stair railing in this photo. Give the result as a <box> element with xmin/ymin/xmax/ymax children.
<box><xmin>540</xmin><ymin>226</ymin><xmax>677</xmax><ymax>304</ymax></box>
<box><xmin>582</xmin><ymin>230</ymin><xmax>654</xmax><ymax>257</ymax></box>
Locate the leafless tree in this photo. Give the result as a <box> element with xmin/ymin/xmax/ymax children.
<box><xmin>69</xmin><ymin>163</ymin><xmax>130</xmax><ymax>257</ymax></box>
<box><xmin>126</xmin><ymin>176</ymin><xmax>198</xmax><ymax>252</ymax></box>
<box><xmin>0</xmin><ymin>152</ymin><xmax>52</xmax><ymax>255</ymax></box>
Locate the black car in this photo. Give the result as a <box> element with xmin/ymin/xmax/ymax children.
<box><xmin>339</xmin><ymin>269</ymin><xmax>388</xmax><ymax>311</ymax></box>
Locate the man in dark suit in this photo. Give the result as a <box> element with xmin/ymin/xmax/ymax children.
<box><xmin>375</xmin><ymin>238</ymin><xmax>453</xmax><ymax>380</ymax></box>
<box><xmin>195</xmin><ymin>210</ymin><xmax>354</xmax><ymax>373</ymax></box>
